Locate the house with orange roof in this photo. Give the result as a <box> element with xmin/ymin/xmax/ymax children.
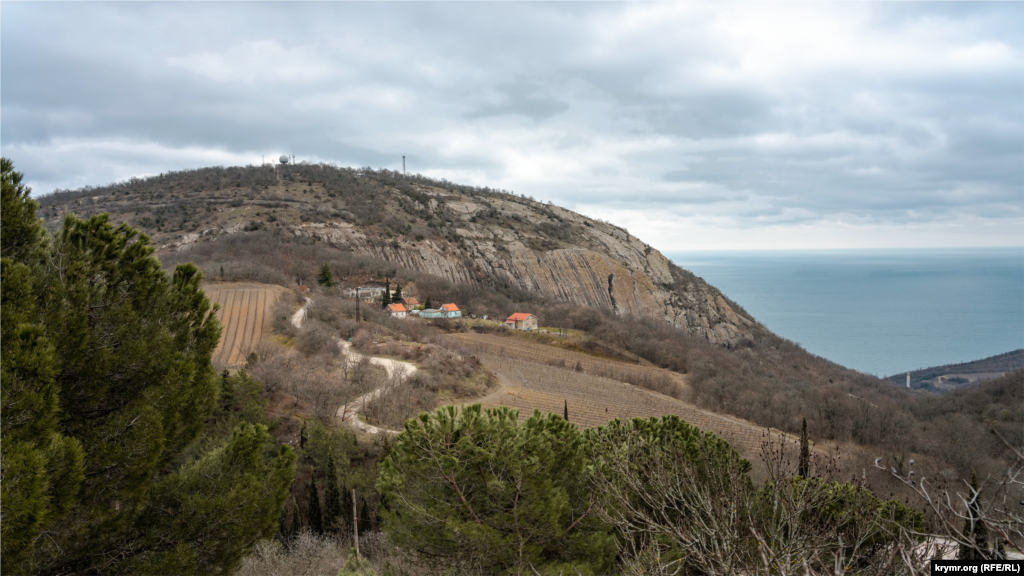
<box><xmin>386</xmin><ymin>302</ymin><xmax>408</xmax><ymax>319</ymax></box>
<box><xmin>504</xmin><ymin>312</ymin><xmax>538</xmax><ymax>331</ymax></box>
<box><xmin>421</xmin><ymin>303</ymin><xmax>461</xmax><ymax>319</ymax></box>
<box><xmin>440</xmin><ymin>303</ymin><xmax>462</xmax><ymax>318</ymax></box>
<box><xmin>402</xmin><ymin>297</ymin><xmax>420</xmax><ymax>307</ymax></box>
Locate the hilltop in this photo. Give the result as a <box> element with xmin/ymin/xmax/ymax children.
<box><xmin>37</xmin><ymin>163</ymin><xmax>757</xmax><ymax>346</ymax></box>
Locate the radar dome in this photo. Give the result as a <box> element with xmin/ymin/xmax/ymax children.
<box><xmin>279</xmin><ymin>155</ymin><xmax>289</xmax><ymax>164</ymax></box>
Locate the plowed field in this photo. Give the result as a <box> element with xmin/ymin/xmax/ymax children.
<box><xmin>204</xmin><ymin>282</ymin><xmax>291</xmax><ymax>368</ymax></box>
<box><xmin>449</xmin><ymin>332</ymin><xmax>687</xmax><ymax>391</ymax></box>
<box><xmin>476</xmin><ymin>355</ymin><xmax>777</xmax><ymax>458</ymax></box>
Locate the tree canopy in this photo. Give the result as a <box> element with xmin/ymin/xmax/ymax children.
<box><xmin>0</xmin><ymin>158</ymin><xmax>295</xmax><ymax>575</ymax></box>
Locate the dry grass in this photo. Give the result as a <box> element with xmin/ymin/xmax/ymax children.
<box><xmin>204</xmin><ymin>282</ymin><xmax>291</xmax><ymax>368</ymax></box>
<box><xmin>450</xmin><ymin>332</ymin><xmax>686</xmax><ymax>395</ymax></box>
<box><xmin>474</xmin><ymin>354</ymin><xmax>790</xmax><ymax>461</ymax></box>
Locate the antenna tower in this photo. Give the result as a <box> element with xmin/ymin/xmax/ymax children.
<box><xmin>402</xmin><ymin>156</ymin><xmax>406</xmax><ymax>175</ymax></box>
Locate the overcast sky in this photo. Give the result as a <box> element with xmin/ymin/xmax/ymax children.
<box><xmin>3</xmin><ymin>2</ymin><xmax>1021</xmax><ymax>250</ymax></box>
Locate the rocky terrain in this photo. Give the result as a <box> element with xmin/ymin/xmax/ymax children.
<box><xmin>38</xmin><ymin>164</ymin><xmax>759</xmax><ymax>345</ymax></box>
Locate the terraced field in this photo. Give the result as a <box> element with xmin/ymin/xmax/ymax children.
<box><xmin>204</xmin><ymin>282</ymin><xmax>291</xmax><ymax>368</ymax></box>
<box><xmin>449</xmin><ymin>332</ymin><xmax>686</xmax><ymax>393</ymax></box>
<box><xmin>476</xmin><ymin>355</ymin><xmax>778</xmax><ymax>458</ymax></box>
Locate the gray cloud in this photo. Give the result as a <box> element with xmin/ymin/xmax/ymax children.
<box><xmin>2</xmin><ymin>2</ymin><xmax>1021</xmax><ymax>249</ymax></box>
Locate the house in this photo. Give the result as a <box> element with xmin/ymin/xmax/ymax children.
<box><xmin>440</xmin><ymin>303</ymin><xmax>462</xmax><ymax>318</ymax></box>
<box><xmin>386</xmin><ymin>303</ymin><xmax>408</xmax><ymax>319</ymax></box>
<box><xmin>402</xmin><ymin>297</ymin><xmax>420</xmax><ymax>308</ymax></box>
<box><xmin>420</xmin><ymin>304</ymin><xmax>461</xmax><ymax>319</ymax></box>
<box><xmin>504</xmin><ymin>313</ymin><xmax>538</xmax><ymax>331</ymax></box>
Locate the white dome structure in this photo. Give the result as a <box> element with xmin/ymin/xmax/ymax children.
<box><xmin>279</xmin><ymin>155</ymin><xmax>290</xmax><ymax>164</ymax></box>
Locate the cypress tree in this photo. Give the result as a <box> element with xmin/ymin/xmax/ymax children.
<box><xmin>291</xmin><ymin>496</ymin><xmax>303</xmax><ymax>538</ymax></box>
<box><xmin>959</xmin><ymin>471</ymin><xmax>989</xmax><ymax>560</ymax></box>
<box><xmin>381</xmin><ymin>278</ymin><xmax>391</xmax><ymax>308</ymax></box>
<box><xmin>424</xmin><ymin>295</ymin><xmax>432</xmax><ymax>309</ymax></box>
<box><xmin>393</xmin><ymin>283</ymin><xmax>403</xmax><ymax>303</ymax></box>
<box><xmin>359</xmin><ymin>497</ymin><xmax>372</xmax><ymax>534</ymax></box>
<box><xmin>300</xmin><ymin>423</ymin><xmax>308</xmax><ymax>449</ymax></box>
<box><xmin>324</xmin><ymin>454</ymin><xmax>343</xmax><ymax>533</ymax></box>
<box><xmin>309</xmin><ymin>474</ymin><xmax>324</xmax><ymax>535</ymax></box>
<box><xmin>317</xmin><ymin>263</ymin><xmax>334</xmax><ymax>287</ymax></box>
<box><xmin>798</xmin><ymin>418</ymin><xmax>810</xmax><ymax>478</ymax></box>
<box><xmin>564</xmin><ymin>400</ymin><xmax>569</xmax><ymax>421</ymax></box>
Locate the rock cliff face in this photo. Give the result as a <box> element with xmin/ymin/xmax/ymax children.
<box><xmin>288</xmin><ymin>188</ymin><xmax>758</xmax><ymax>345</ymax></box>
<box><xmin>38</xmin><ymin>165</ymin><xmax>760</xmax><ymax>345</ymax></box>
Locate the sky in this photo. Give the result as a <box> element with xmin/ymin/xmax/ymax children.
<box><xmin>2</xmin><ymin>2</ymin><xmax>1022</xmax><ymax>251</ymax></box>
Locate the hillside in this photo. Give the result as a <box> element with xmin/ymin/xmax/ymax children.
<box><xmin>885</xmin><ymin>349</ymin><xmax>1024</xmax><ymax>392</ymax></box>
<box><xmin>37</xmin><ymin>163</ymin><xmax>1022</xmax><ymax>483</ymax></box>
<box><xmin>37</xmin><ymin>164</ymin><xmax>758</xmax><ymax>346</ymax></box>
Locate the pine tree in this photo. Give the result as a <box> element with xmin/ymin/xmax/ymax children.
<box><xmin>317</xmin><ymin>263</ymin><xmax>334</xmax><ymax>287</ymax></box>
<box><xmin>424</xmin><ymin>295</ymin><xmax>432</xmax><ymax>309</ymax></box>
<box><xmin>564</xmin><ymin>400</ymin><xmax>569</xmax><ymax>421</ymax></box>
<box><xmin>324</xmin><ymin>454</ymin><xmax>343</xmax><ymax>533</ymax></box>
<box><xmin>381</xmin><ymin>278</ymin><xmax>391</xmax><ymax>308</ymax></box>
<box><xmin>309</xmin><ymin>474</ymin><xmax>324</xmax><ymax>535</ymax></box>
<box><xmin>798</xmin><ymin>418</ymin><xmax>810</xmax><ymax>478</ymax></box>
<box><xmin>0</xmin><ymin>159</ymin><xmax>296</xmax><ymax>575</ymax></box>
<box><xmin>393</xmin><ymin>284</ymin><xmax>403</xmax><ymax>303</ymax></box>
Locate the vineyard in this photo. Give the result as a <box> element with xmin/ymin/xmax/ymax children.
<box><xmin>204</xmin><ymin>282</ymin><xmax>291</xmax><ymax>368</ymax></box>
<box><xmin>449</xmin><ymin>332</ymin><xmax>686</xmax><ymax>396</ymax></box>
<box><xmin>475</xmin><ymin>355</ymin><xmax>776</xmax><ymax>458</ymax></box>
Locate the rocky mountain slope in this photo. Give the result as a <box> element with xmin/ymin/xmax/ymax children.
<box><xmin>38</xmin><ymin>164</ymin><xmax>759</xmax><ymax>345</ymax></box>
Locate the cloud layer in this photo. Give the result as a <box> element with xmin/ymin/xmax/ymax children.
<box><xmin>3</xmin><ymin>2</ymin><xmax>1021</xmax><ymax>249</ymax></box>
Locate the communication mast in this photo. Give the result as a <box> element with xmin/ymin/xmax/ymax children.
<box><xmin>402</xmin><ymin>156</ymin><xmax>406</xmax><ymax>175</ymax></box>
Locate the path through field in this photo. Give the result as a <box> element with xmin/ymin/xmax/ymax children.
<box><xmin>205</xmin><ymin>282</ymin><xmax>290</xmax><ymax>368</ymax></box>
<box><xmin>335</xmin><ymin>341</ymin><xmax>416</xmax><ymax>435</ymax></box>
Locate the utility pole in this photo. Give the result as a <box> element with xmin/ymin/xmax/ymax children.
<box><xmin>352</xmin><ymin>489</ymin><xmax>359</xmax><ymax>556</ymax></box>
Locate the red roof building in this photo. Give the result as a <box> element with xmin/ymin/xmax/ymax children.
<box><xmin>504</xmin><ymin>313</ymin><xmax>538</xmax><ymax>331</ymax></box>
<box><xmin>387</xmin><ymin>303</ymin><xmax>408</xmax><ymax>318</ymax></box>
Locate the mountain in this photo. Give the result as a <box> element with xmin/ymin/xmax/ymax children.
<box><xmin>36</xmin><ymin>162</ymin><xmax>1021</xmax><ymax>482</ymax></box>
<box><xmin>38</xmin><ymin>163</ymin><xmax>759</xmax><ymax>345</ymax></box>
<box><xmin>885</xmin><ymin>349</ymin><xmax>1024</xmax><ymax>392</ymax></box>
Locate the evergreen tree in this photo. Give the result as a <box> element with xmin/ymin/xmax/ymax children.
<box><xmin>959</xmin><ymin>471</ymin><xmax>989</xmax><ymax>560</ymax></box>
<box><xmin>317</xmin><ymin>263</ymin><xmax>334</xmax><ymax>287</ymax></box>
<box><xmin>308</xmin><ymin>474</ymin><xmax>324</xmax><ymax>535</ymax></box>
<box><xmin>564</xmin><ymin>400</ymin><xmax>569</xmax><ymax>421</ymax></box>
<box><xmin>424</xmin><ymin>295</ymin><xmax>432</xmax><ymax>309</ymax></box>
<box><xmin>378</xmin><ymin>405</ymin><xmax>616</xmax><ymax>573</ymax></box>
<box><xmin>798</xmin><ymin>418</ymin><xmax>810</xmax><ymax>478</ymax></box>
<box><xmin>324</xmin><ymin>454</ymin><xmax>343</xmax><ymax>533</ymax></box>
<box><xmin>381</xmin><ymin>278</ymin><xmax>391</xmax><ymax>308</ymax></box>
<box><xmin>291</xmin><ymin>496</ymin><xmax>303</xmax><ymax>538</ymax></box>
<box><xmin>0</xmin><ymin>159</ymin><xmax>296</xmax><ymax>575</ymax></box>
<box><xmin>359</xmin><ymin>497</ymin><xmax>372</xmax><ymax>534</ymax></box>
<box><xmin>393</xmin><ymin>283</ymin><xmax>403</xmax><ymax>303</ymax></box>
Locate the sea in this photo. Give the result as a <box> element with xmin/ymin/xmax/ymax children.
<box><xmin>664</xmin><ymin>248</ymin><xmax>1024</xmax><ymax>377</ymax></box>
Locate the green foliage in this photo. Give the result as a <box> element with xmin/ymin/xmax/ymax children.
<box><xmin>1</xmin><ymin>158</ymin><xmax>45</xmax><ymax>262</ymax></box>
<box><xmin>0</xmin><ymin>159</ymin><xmax>296</xmax><ymax>575</ymax></box>
<box><xmin>377</xmin><ymin>404</ymin><xmax>616</xmax><ymax>574</ymax></box>
<box><xmin>318</xmin><ymin>263</ymin><xmax>335</xmax><ymax>287</ymax></box>
<box><xmin>337</xmin><ymin>551</ymin><xmax>378</xmax><ymax>576</ymax></box>
<box><xmin>392</xmin><ymin>283</ymin><xmax>403</xmax><ymax>303</ymax></box>
<box><xmin>1</xmin><ymin>161</ymin><xmax>85</xmax><ymax>571</ymax></box>
<box><xmin>324</xmin><ymin>454</ymin><xmax>344</xmax><ymax>533</ymax></box>
<box><xmin>309</xmin><ymin>473</ymin><xmax>324</xmax><ymax>535</ymax></box>
<box><xmin>799</xmin><ymin>417</ymin><xmax>810</xmax><ymax>478</ymax></box>
<box><xmin>381</xmin><ymin>277</ymin><xmax>391</xmax><ymax>308</ymax></box>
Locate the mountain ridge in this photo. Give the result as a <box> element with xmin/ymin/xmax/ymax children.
<box><xmin>38</xmin><ymin>163</ymin><xmax>760</xmax><ymax>345</ymax></box>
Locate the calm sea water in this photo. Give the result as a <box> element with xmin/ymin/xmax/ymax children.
<box><xmin>664</xmin><ymin>249</ymin><xmax>1024</xmax><ymax>377</ymax></box>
